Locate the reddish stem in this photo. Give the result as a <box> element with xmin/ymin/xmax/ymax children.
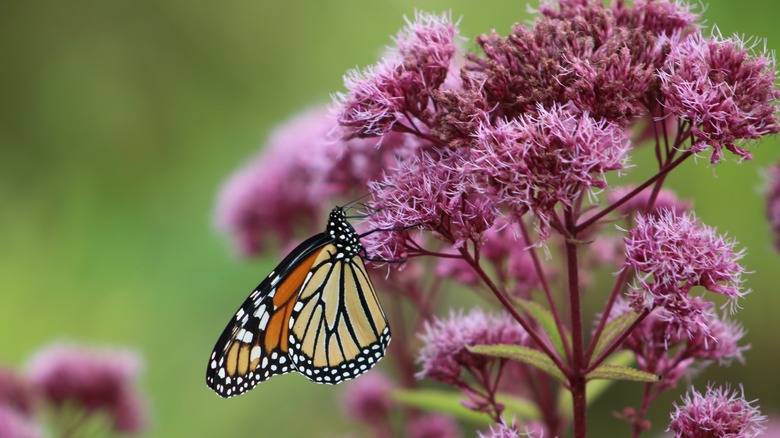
<box><xmin>458</xmin><ymin>247</ymin><xmax>572</xmax><ymax>378</ymax></box>
<box><xmin>575</xmin><ymin>151</ymin><xmax>692</xmax><ymax>233</ymax></box>
<box><xmin>564</xmin><ymin>210</ymin><xmax>587</xmax><ymax>438</ymax></box>
<box><xmin>585</xmin><ymin>269</ymin><xmax>629</xmax><ymax>364</ymax></box>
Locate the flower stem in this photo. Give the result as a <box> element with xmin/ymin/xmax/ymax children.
<box><xmin>585</xmin><ymin>269</ymin><xmax>629</xmax><ymax>364</ymax></box>
<box><xmin>458</xmin><ymin>247</ymin><xmax>571</xmax><ymax>378</ymax></box>
<box><xmin>575</xmin><ymin>151</ymin><xmax>692</xmax><ymax>233</ymax></box>
<box><xmin>564</xmin><ymin>210</ymin><xmax>586</xmax><ymax>438</ymax></box>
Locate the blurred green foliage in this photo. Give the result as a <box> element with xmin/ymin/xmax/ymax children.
<box><xmin>1</xmin><ymin>1</ymin><xmax>779</xmax><ymax>436</ymax></box>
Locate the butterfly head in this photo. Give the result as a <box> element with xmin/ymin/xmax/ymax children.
<box><xmin>327</xmin><ymin>207</ymin><xmax>362</xmax><ymax>258</ymax></box>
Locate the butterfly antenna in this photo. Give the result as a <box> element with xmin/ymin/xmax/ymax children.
<box><xmin>342</xmin><ymin>192</ymin><xmax>374</xmax><ymax>213</ymax></box>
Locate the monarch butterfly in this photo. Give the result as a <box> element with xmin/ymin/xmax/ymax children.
<box><xmin>206</xmin><ymin>206</ymin><xmax>391</xmax><ymax>397</ymax></box>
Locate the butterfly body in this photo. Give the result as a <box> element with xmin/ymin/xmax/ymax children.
<box><xmin>206</xmin><ymin>207</ymin><xmax>390</xmax><ymax>398</ymax></box>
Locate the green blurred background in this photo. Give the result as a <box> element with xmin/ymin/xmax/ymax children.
<box><xmin>1</xmin><ymin>1</ymin><xmax>779</xmax><ymax>436</ymax></box>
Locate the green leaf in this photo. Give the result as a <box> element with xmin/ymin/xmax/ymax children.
<box><xmin>392</xmin><ymin>389</ymin><xmax>492</xmax><ymax>424</ymax></box>
<box><xmin>516</xmin><ymin>298</ymin><xmax>571</xmax><ymax>359</ymax></box>
<box><xmin>592</xmin><ymin>310</ymin><xmax>639</xmax><ymax>360</ymax></box>
<box><xmin>468</xmin><ymin>344</ymin><xmax>566</xmax><ymax>384</ymax></box>
<box><xmin>587</xmin><ymin>364</ymin><xmax>661</xmax><ymax>383</ymax></box>
<box><xmin>391</xmin><ymin>389</ymin><xmax>541</xmax><ymax>424</ymax></box>
<box><xmin>496</xmin><ymin>394</ymin><xmax>541</xmax><ymax>421</ymax></box>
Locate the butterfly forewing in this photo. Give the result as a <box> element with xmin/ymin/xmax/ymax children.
<box><xmin>206</xmin><ymin>234</ymin><xmax>329</xmax><ymax>397</ymax></box>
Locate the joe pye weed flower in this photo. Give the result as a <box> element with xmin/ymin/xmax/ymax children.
<box><xmin>217</xmin><ymin>2</ymin><xmax>780</xmax><ymax>437</ymax></box>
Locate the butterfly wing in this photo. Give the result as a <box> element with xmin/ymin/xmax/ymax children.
<box><xmin>206</xmin><ymin>233</ymin><xmax>330</xmax><ymax>398</ymax></box>
<box><xmin>287</xmin><ymin>247</ymin><xmax>391</xmax><ymax>384</ymax></box>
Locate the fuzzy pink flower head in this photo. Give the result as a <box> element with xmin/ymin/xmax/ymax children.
<box><xmin>336</xmin><ymin>11</ymin><xmax>458</xmax><ymax>138</ymax></box>
<box><xmin>363</xmin><ymin>151</ymin><xmax>496</xmax><ymax>262</ymax></box>
<box><xmin>341</xmin><ymin>371</ymin><xmax>396</xmax><ymax>424</ymax></box>
<box><xmin>609</xmin><ymin>185</ymin><xmax>691</xmax><ymax>219</ymax></box>
<box><xmin>471</xmin><ymin>105</ymin><xmax>630</xmax><ymax>240</ymax></box>
<box><xmin>407</xmin><ymin>413</ymin><xmax>463</xmax><ymax>438</ymax></box>
<box><xmin>0</xmin><ymin>405</ymin><xmax>43</xmax><ymax>438</ymax></box>
<box><xmin>764</xmin><ymin>163</ymin><xmax>780</xmax><ymax>251</ymax></box>
<box><xmin>624</xmin><ymin>210</ymin><xmax>747</xmax><ymax>332</ymax></box>
<box><xmin>660</xmin><ymin>32</ymin><xmax>780</xmax><ymax>163</ymax></box>
<box><xmin>27</xmin><ymin>343</ymin><xmax>147</xmax><ymax>434</ymax></box>
<box><xmin>416</xmin><ymin>308</ymin><xmax>528</xmax><ymax>385</ymax></box>
<box><xmin>668</xmin><ymin>385</ymin><xmax>766</xmax><ymax>438</ymax></box>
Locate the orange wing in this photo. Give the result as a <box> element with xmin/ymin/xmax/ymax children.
<box><xmin>206</xmin><ymin>235</ymin><xmax>327</xmax><ymax>398</ymax></box>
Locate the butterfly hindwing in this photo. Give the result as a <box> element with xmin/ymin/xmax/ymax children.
<box><xmin>206</xmin><ymin>234</ymin><xmax>329</xmax><ymax>398</ymax></box>
<box><xmin>288</xmin><ymin>249</ymin><xmax>391</xmax><ymax>384</ymax></box>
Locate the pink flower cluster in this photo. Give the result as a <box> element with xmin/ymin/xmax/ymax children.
<box><xmin>660</xmin><ymin>33</ymin><xmax>780</xmax><ymax>163</ymax></box>
<box><xmin>341</xmin><ymin>371</ymin><xmax>396</xmax><ymax>423</ymax></box>
<box><xmin>623</xmin><ymin>211</ymin><xmax>746</xmax><ymax>336</ymax></box>
<box><xmin>417</xmin><ymin>309</ymin><xmax>529</xmax><ymax>385</ymax></box>
<box><xmin>668</xmin><ymin>385</ymin><xmax>766</xmax><ymax>438</ymax></box>
<box><xmin>337</xmin><ymin>11</ymin><xmax>458</xmax><ymax>138</ymax></box>
<box><xmin>471</xmin><ymin>105</ymin><xmax>630</xmax><ymax>237</ymax></box>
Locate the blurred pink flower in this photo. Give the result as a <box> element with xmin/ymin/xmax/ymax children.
<box><xmin>0</xmin><ymin>367</ymin><xmax>36</xmax><ymax>417</ymax></box>
<box><xmin>0</xmin><ymin>405</ymin><xmax>43</xmax><ymax>438</ymax></box>
<box><xmin>27</xmin><ymin>343</ymin><xmax>147</xmax><ymax>434</ymax></box>
<box><xmin>214</xmin><ymin>108</ymin><xmax>332</xmax><ymax>255</ymax></box>
<box><xmin>341</xmin><ymin>371</ymin><xmax>396</xmax><ymax>424</ymax></box>
<box><xmin>407</xmin><ymin>413</ymin><xmax>463</xmax><ymax>438</ymax></box>
<box><xmin>216</xmin><ymin>107</ymin><xmax>415</xmax><ymax>256</ymax></box>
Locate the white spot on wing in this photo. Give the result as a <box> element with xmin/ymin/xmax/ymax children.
<box><xmin>259</xmin><ymin>312</ymin><xmax>270</xmax><ymax>330</ymax></box>
<box><xmin>250</xmin><ymin>346</ymin><xmax>262</xmax><ymax>362</ymax></box>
